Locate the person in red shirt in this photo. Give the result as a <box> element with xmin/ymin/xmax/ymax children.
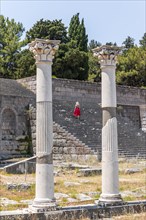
<box><xmin>73</xmin><ymin>101</ymin><xmax>81</xmax><ymax>119</ymax></box>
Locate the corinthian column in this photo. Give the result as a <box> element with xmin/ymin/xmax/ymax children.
<box><xmin>29</xmin><ymin>39</ymin><xmax>60</xmax><ymax>211</ymax></box>
<box><xmin>93</xmin><ymin>45</ymin><xmax>123</xmax><ymax>205</ymax></box>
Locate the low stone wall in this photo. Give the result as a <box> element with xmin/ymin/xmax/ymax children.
<box><xmin>0</xmin><ymin>201</ymin><xmax>146</xmax><ymax>219</ymax></box>
<box><xmin>17</xmin><ymin>76</ymin><xmax>146</xmax><ymax>106</ymax></box>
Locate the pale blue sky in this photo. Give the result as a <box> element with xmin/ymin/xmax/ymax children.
<box><xmin>0</xmin><ymin>0</ymin><xmax>145</xmax><ymax>46</ymax></box>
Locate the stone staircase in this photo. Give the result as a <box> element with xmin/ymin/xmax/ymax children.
<box><xmin>29</xmin><ymin>104</ymin><xmax>95</xmax><ymax>161</ymax></box>
<box><xmin>53</xmin><ymin>122</ymin><xmax>95</xmax><ymax>160</ymax></box>
<box><xmin>118</xmin><ymin>116</ymin><xmax>146</xmax><ymax>159</ymax></box>
<box><xmin>53</xmin><ymin>100</ymin><xmax>102</xmax><ymax>154</ymax></box>
<box><xmin>53</xmin><ymin>100</ymin><xmax>146</xmax><ymax>159</ymax></box>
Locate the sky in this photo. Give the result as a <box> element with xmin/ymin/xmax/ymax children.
<box><xmin>0</xmin><ymin>0</ymin><xmax>146</xmax><ymax>46</ymax></box>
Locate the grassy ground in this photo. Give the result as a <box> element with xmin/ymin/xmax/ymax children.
<box><xmin>0</xmin><ymin>158</ymin><xmax>146</xmax><ymax>216</ymax></box>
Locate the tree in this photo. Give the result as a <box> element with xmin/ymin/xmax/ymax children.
<box><xmin>15</xmin><ymin>49</ymin><xmax>35</xmax><ymax>78</ymax></box>
<box><xmin>122</xmin><ymin>36</ymin><xmax>135</xmax><ymax>49</ymax></box>
<box><xmin>88</xmin><ymin>40</ymin><xmax>101</xmax><ymax>51</ymax></box>
<box><xmin>68</xmin><ymin>13</ymin><xmax>88</xmax><ymax>52</ymax></box>
<box><xmin>88</xmin><ymin>52</ymin><xmax>101</xmax><ymax>82</ymax></box>
<box><xmin>106</xmin><ymin>42</ymin><xmax>117</xmax><ymax>46</ymax></box>
<box><xmin>16</xmin><ymin>18</ymin><xmax>68</xmax><ymax>78</ymax></box>
<box><xmin>78</xmin><ymin>18</ymin><xmax>88</xmax><ymax>51</ymax></box>
<box><xmin>26</xmin><ymin>19</ymin><xmax>68</xmax><ymax>43</ymax></box>
<box><xmin>0</xmin><ymin>15</ymin><xmax>26</xmax><ymax>79</ymax></box>
<box><xmin>53</xmin><ymin>41</ymin><xmax>89</xmax><ymax>80</ymax></box>
<box><xmin>61</xmin><ymin>13</ymin><xmax>89</xmax><ymax>80</ymax></box>
<box><xmin>139</xmin><ymin>33</ymin><xmax>146</xmax><ymax>48</ymax></box>
<box><xmin>116</xmin><ymin>46</ymin><xmax>146</xmax><ymax>87</ymax></box>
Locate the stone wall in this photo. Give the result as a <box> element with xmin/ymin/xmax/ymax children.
<box><xmin>17</xmin><ymin>76</ymin><xmax>146</xmax><ymax>130</ymax></box>
<box><xmin>1</xmin><ymin>77</ymin><xmax>146</xmax><ymax>159</ymax></box>
<box><xmin>0</xmin><ymin>79</ymin><xmax>35</xmax><ymax>158</ymax></box>
<box><xmin>140</xmin><ymin>105</ymin><xmax>146</xmax><ymax>132</ymax></box>
<box><xmin>17</xmin><ymin>76</ymin><xmax>146</xmax><ymax>105</ymax></box>
<box><xmin>17</xmin><ymin>76</ymin><xmax>146</xmax><ymax>159</ymax></box>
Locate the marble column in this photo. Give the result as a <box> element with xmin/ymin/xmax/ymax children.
<box><xmin>93</xmin><ymin>45</ymin><xmax>123</xmax><ymax>205</ymax></box>
<box><xmin>29</xmin><ymin>39</ymin><xmax>60</xmax><ymax>211</ymax></box>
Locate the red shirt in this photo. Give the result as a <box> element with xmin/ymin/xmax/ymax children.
<box><xmin>73</xmin><ymin>107</ymin><xmax>80</xmax><ymax>117</ymax></box>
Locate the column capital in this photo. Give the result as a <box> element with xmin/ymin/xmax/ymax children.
<box><xmin>29</xmin><ymin>38</ymin><xmax>60</xmax><ymax>64</ymax></box>
<box><xmin>92</xmin><ymin>45</ymin><xmax>122</xmax><ymax>68</ymax></box>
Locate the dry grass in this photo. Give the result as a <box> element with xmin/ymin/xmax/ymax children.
<box><xmin>0</xmin><ymin>159</ymin><xmax>146</xmax><ymax>212</ymax></box>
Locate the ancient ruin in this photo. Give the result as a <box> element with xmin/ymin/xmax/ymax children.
<box><xmin>28</xmin><ymin>39</ymin><xmax>60</xmax><ymax>211</ymax></box>
<box><xmin>0</xmin><ymin>39</ymin><xmax>146</xmax><ymax>220</ymax></box>
<box><xmin>93</xmin><ymin>45</ymin><xmax>123</xmax><ymax>205</ymax></box>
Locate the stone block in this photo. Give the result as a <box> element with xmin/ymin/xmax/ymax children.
<box><xmin>78</xmin><ymin>168</ymin><xmax>102</xmax><ymax>177</ymax></box>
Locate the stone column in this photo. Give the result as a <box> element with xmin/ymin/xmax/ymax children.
<box><xmin>29</xmin><ymin>39</ymin><xmax>60</xmax><ymax>211</ymax></box>
<box><xmin>93</xmin><ymin>45</ymin><xmax>123</xmax><ymax>205</ymax></box>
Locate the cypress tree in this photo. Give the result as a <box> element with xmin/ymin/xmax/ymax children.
<box><xmin>68</xmin><ymin>13</ymin><xmax>88</xmax><ymax>52</ymax></box>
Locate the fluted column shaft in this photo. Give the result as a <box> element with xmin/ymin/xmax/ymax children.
<box><xmin>92</xmin><ymin>45</ymin><xmax>123</xmax><ymax>205</ymax></box>
<box><xmin>35</xmin><ymin>62</ymin><xmax>54</xmax><ymax>202</ymax></box>
<box><xmin>100</xmin><ymin>63</ymin><xmax>122</xmax><ymax>204</ymax></box>
<box><xmin>29</xmin><ymin>39</ymin><xmax>60</xmax><ymax>211</ymax></box>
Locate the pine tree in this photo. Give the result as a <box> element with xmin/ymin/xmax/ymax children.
<box><xmin>122</xmin><ymin>36</ymin><xmax>135</xmax><ymax>49</ymax></box>
<box><xmin>26</xmin><ymin>19</ymin><xmax>68</xmax><ymax>43</ymax></box>
<box><xmin>0</xmin><ymin>15</ymin><xmax>26</xmax><ymax>79</ymax></box>
<box><xmin>139</xmin><ymin>33</ymin><xmax>146</xmax><ymax>48</ymax></box>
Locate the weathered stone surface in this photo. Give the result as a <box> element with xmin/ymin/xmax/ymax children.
<box><xmin>15</xmin><ymin>135</ymin><xmax>27</xmax><ymax>141</ymax></box>
<box><xmin>55</xmin><ymin>193</ymin><xmax>69</xmax><ymax>200</ymax></box>
<box><xmin>7</xmin><ymin>183</ymin><xmax>31</xmax><ymax>190</ymax></box>
<box><xmin>67</xmin><ymin>198</ymin><xmax>78</xmax><ymax>202</ymax></box>
<box><xmin>0</xmin><ymin>198</ymin><xmax>19</xmax><ymax>205</ymax></box>
<box><xmin>121</xmin><ymin>190</ymin><xmax>145</xmax><ymax>198</ymax></box>
<box><xmin>0</xmin><ymin>76</ymin><xmax>146</xmax><ymax>161</ymax></box>
<box><xmin>77</xmin><ymin>168</ymin><xmax>102</xmax><ymax>177</ymax></box>
<box><xmin>125</xmin><ymin>168</ymin><xmax>142</xmax><ymax>174</ymax></box>
<box><xmin>20</xmin><ymin>200</ymin><xmax>33</xmax><ymax>205</ymax></box>
<box><xmin>76</xmin><ymin>193</ymin><xmax>92</xmax><ymax>201</ymax></box>
<box><xmin>64</xmin><ymin>182</ymin><xmax>81</xmax><ymax>187</ymax></box>
<box><xmin>93</xmin><ymin>45</ymin><xmax>123</xmax><ymax>204</ymax></box>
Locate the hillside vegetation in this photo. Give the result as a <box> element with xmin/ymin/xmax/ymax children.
<box><xmin>0</xmin><ymin>15</ymin><xmax>145</xmax><ymax>87</ymax></box>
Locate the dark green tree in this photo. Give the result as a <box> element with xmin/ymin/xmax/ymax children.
<box><xmin>53</xmin><ymin>41</ymin><xmax>89</xmax><ymax>80</ymax></box>
<box><xmin>0</xmin><ymin>15</ymin><xmax>26</xmax><ymax>79</ymax></box>
<box><xmin>117</xmin><ymin>46</ymin><xmax>146</xmax><ymax>87</ymax></box>
<box><xmin>24</xmin><ymin>16</ymin><xmax>89</xmax><ymax>80</ymax></box>
<box><xmin>15</xmin><ymin>49</ymin><xmax>35</xmax><ymax>78</ymax></box>
<box><xmin>88</xmin><ymin>40</ymin><xmax>101</xmax><ymax>51</ymax></box>
<box><xmin>88</xmin><ymin>52</ymin><xmax>101</xmax><ymax>82</ymax></box>
<box><xmin>122</xmin><ymin>36</ymin><xmax>135</xmax><ymax>49</ymax></box>
<box><xmin>68</xmin><ymin>13</ymin><xmax>80</xmax><ymax>40</ymax></box>
<box><xmin>16</xmin><ymin>18</ymin><xmax>68</xmax><ymax>78</ymax></box>
<box><xmin>68</xmin><ymin>13</ymin><xmax>88</xmax><ymax>52</ymax></box>
<box><xmin>139</xmin><ymin>33</ymin><xmax>146</xmax><ymax>48</ymax></box>
<box><xmin>26</xmin><ymin>19</ymin><xmax>68</xmax><ymax>43</ymax></box>
<box><xmin>78</xmin><ymin>19</ymin><xmax>88</xmax><ymax>51</ymax></box>
<box><xmin>62</xmin><ymin>13</ymin><xmax>89</xmax><ymax>80</ymax></box>
<box><xmin>106</xmin><ymin>42</ymin><xmax>117</xmax><ymax>46</ymax></box>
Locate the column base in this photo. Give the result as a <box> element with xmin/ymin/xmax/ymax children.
<box><xmin>98</xmin><ymin>193</ymin><xmax>124</xmax><ymax>206</ymax></box>
<box><xmin>29</xmin><ymin>199</ymin><xmax>58</xmax><ymax>212</ymax></box>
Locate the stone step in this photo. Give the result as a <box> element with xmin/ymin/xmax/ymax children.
<box><xmin>27</xmin><ymin>100</ymin><xmax>146</xmax><ymax>159</ymax></box>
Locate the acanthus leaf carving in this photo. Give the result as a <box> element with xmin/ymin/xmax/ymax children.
<box><xmin>29</xmin><ymin>39</ymin><xmax>60</xmax><ymax>63</ymax></box>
